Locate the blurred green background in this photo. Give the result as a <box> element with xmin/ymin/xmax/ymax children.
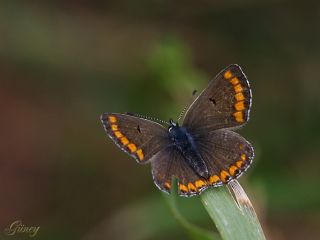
<box><xmin>1</xmin><ymin>1</ymin><xmax>320</xmax><ymax>239</ymax></box>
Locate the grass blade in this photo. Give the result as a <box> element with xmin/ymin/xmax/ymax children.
<box><xmin>201</xmin><ymin>180</ymin><xmax>266</xmax><ymax>240</ymax></box>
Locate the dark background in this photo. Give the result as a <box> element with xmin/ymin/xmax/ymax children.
<box><xmin>1</xmin><ymin>1</ymin><xmax>320</xmax><ymax>239</ymax></box>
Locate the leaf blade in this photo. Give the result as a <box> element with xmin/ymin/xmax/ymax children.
<box><xmin>201</xmin><ymin>181</ymin><xmax>266</xmax><ymax>240</ymax></box>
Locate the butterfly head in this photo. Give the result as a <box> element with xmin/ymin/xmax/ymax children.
<box><xmin>168</xmin><ymin>119</ymin><xmax>179</xmax><ymax>131</ymax></box>
<box><xmin>168</xmin><ymin>119</ymin><xmax>183</xmax><ymax>141</ymax></box>
<box><xmin>168</xmin><ymin>119</ymin><xmax>188</xmax><ymax>143</ymax></box>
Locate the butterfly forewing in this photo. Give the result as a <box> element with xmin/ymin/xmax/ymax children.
<box><xmin>101</xmin><ymin>113</ymin><xmax>169</xmax><ymax>163</ymax></box>
<box><xmin>182</xmin><ymin>64</ymin><xmax>252</xmax><ymax>132</ymax></box>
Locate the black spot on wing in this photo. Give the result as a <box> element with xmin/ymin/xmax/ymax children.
<box><xmin>137</xmin><ymin>125</ymin><xmax>141</xmax><ymax>133</ymax></box>
<box><xmin>209</xmin><ymin>97</ymin><xmax>216</xmax><ymax>105</ymax></box>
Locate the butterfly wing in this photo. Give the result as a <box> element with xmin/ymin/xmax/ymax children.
<box><xmin>101</xmin><ymin>113</ymin><xmax>169</xmax><ymax>163</ymax></box>
<box><xmin>182</xmin><ymin>64</ymin><xmax>252</xmax><ymax>132</ymax></box>
<box><xmin>151</xmin><ymin>129</ymin><xmax>254</xmax><ymax>197</ymax></box>
<box><xmin>151</xmin><ymin>147</ymin><xmax>208</xmax><ymax>197</ymax></box>
<box><xmin>194</xmin><ymin>129</ymin><xmax>254</xmax><ymax>185</ymax></box>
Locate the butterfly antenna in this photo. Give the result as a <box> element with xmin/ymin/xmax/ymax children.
<box><xmin>177</xmin><ymin>105</ymin><xmax>188</xmax><ymax>122</ymax></box>
<box><xmin>177</xmin><ymin>89</ymin><xmax>198</xmax><ymax>122</ymax></box>
<box><xmin>125</xmin><ymin>112</ymin><xmax>169</xmax><ymax>125</ymax></box>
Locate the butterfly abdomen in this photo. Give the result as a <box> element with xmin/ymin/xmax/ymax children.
<box><xmin>168</xmin><ymin>125</ymin><xmax>209</xmax><ymax>179</ymax></box>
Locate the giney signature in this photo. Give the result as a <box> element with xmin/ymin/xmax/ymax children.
<box><xmin>4</xmin><ymin>220</ymin><xmax>40</xmax><ymax>237</ymax></box>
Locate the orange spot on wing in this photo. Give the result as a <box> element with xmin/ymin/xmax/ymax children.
<box><xmin>241</xmin><ymin>154</ymin><xmax>246</xmax><ymax>161</ymax></box>
<box><xmin>224</xmin><ymin>70</ymin><xmax>232</xmax><ymax>79</ymax></box>
<box><xmin>188</xmin><ymin>182</ymin><xmax>197</xmax><ymax>192</ymax></box>
<box><xmin>108</xmin><ymin>116</ymin><xmax>117</xmax><ymax>123</ymax></box>
<box><xmin>234</xmin><ymin>84</ymin><xmax>243</xmax><ymax>93</ymax></box>
<box><xmin>233</xmin><ymin>111</ymin><xmax>244</xmax><ymax>122</ymax></box>
<box><xmin>111</xmin><ymin>124</ymin><xmax>118</xmax><ymax>131</ymax></box>
<box><xmin>220</xmin><ymin>170</ymin><xmax>230</xmax><ymax>182</ymax></box>
<box><xmin>234</xmin><ymin>101</ymin><xmax>245</xmax><ymax>111</ymax></box>
<box><xmin>164</xmin><ymin>182</ymin><xmax>171</xmax><ymax>190</ymax></box>
<box><xmin>209</xmin><ymin>175</ymin><xmax>220</xmax><ymax>184</ymax></box>
<box><xmin>179</xmin><ymin>184</ymin><xmax>188</xmax><ymax>193</ymax></box>
<box><xmin>230</xmin><ymin>77</ymin><xmax>239</xmax><ymax>85</ymax></box>
<box><xmin>136</xmin><ymin>149</ymin><xmax>144</xmax><ymax>160</ymax></box>
<box><xmin>236</xmin><ymin>160</ymin><xmax>243</xmax><ymax>168</ymax></box>
<box><xmin>120</xmin><ymin>137</ymin><xmax>129</xmax><ymax>146</ymax></box>
<box><xmin>229</xmin><ymin>165</ymin><xmax>238</xmax><ymax>176</ymax></box>
<box><xmin>128</xmin><ymin>143</ymin><xmax>137</xmax><ymax>152</ymax></box>
<box><xmin>195</xmin><ymin>180</ymin><xmax>206</xmax><ymax>188</ymax></box>
<box><xmin>235</xmin><ymin>92</ymin><xmax>245</xmax><ymax>101</ymax></box>
<box><xmin>114</xmin><ymin>131</ymin><xmax>123</xmax><ymax>138</ymax></box>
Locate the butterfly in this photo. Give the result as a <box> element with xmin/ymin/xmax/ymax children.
<box><xmin>101</xmin><ymin>64</ymin><xmax>254</xmax><ymax>197</ymax></box>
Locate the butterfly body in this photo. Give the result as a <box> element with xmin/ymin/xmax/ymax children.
<box><xmin>101</xmin><ymin>64</ymin><xmax>254</xmax><ymax>197</ymax></box>
<box><xmin>168</xmin><ymin>122</ymin><xmax>209</xmax><ymax>179</ymax></box>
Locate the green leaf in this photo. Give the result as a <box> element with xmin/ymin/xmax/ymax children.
<box><xmin>201</xmin><ymin>181</ymin><xmax>266</xmax><ymax>240</ymax></box>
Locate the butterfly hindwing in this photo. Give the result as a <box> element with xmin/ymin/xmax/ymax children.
<box><xmin>151</xmin><ymin>147</ymin><xmax>210</xmax><ymax>196</ymax></box>
<box><xmin>194</xmin><ymin>129</ymin><xmax>254</xmax><ymax>185</ymax></box>
<box><xmin>151</xmin><ymin>129</ymin><xmax>254</xmax><ymax>197</ymax></box>
<box><xmin>182</xmin><ymin>64</ymin><xmax>252</xmax><ymax>132</ymax></box>
<box><xmin>101</xmin><ymin>113</ymin><xmax>169</xmax><ymax>163</ymax></box>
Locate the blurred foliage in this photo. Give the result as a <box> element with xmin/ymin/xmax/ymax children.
<box><xmin>1</xmin><ymin>1</ymin><xmax>320</xmax><ymax>240</ymax></box>
<box><xmin>165</xmin><ymin>178</ymin><xmax>218</xmax><ymax>240</ymax></box>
